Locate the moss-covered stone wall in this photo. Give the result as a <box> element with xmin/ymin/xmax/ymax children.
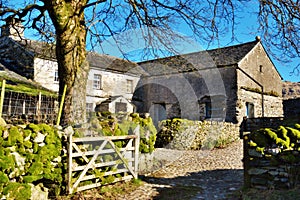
<box><xmin>0</xmin><ymin>123</ymin><xmax>65</xmax><ymax>200</ymax></box>
<box><xmin>244</xmin><ymin>124</ymin><xmax>300</xmax><ymax>189</ymax></box>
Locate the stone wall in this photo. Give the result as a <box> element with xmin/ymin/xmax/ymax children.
<box><xmin>244</xmin><ymin>136</ymin><xmax>300</xmax><ymax>189</ymax></box>
<box><xmin>238</xmin><ymin>42</ymin><xmax>282</xmax><ymax>95</ymax></box>
<box><xmin>282</xmin><ymin>81</ymin><xmax>300</xmax><ymax>119</ymax></box>
<box><xmin>157</xmin><ymin>119</ymin><xmax>240</xmax><ymax>150</ymax></box>
<box><xmin>133</xmin><ymin>66</ymin><xmax>238</xmax><ymax>124</ymax></box>
<box><xmin>283</xmin><ymin>98</ymin><xmax>300</xmax><ymax>118</ymax></box>
<box><xmin>236</xmin><ymin>89</ymin><xmax>283</xmax><ymax>123</ymax></box>
<box><xmin>243</xmin><ymin>122</ymin><xmax>300</xmax><ymax>190</ymax></box>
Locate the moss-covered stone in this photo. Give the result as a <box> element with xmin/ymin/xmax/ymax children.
<box><xmin>0</xmin><ymin>124</ymin><xmax>65</xmax><ymax>199</ymax></box>
<box><xmin>83</xmin><ymin>112</ymin><xmax>157</xmax><ymax>153</ymax></box>
<box><xmin>3</xmin><ymin>182</ymin><xmax>31</xmax><ymax>200</ymax></box>
<box><xmin>0</xmin><ymin>172</ymin><xmax>9</xmax><ymax>184</ymax></box>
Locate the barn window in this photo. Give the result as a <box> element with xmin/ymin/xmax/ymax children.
<box><xmin>205</xmin><ymin>102</ymin><xmax>212</xmax><ymax>118</ymax></box>
<box><xmin>259</xmin><ymin>65</ymin><xmax>263</xmax><ymax>73</ymax></box>
<box><xmin>246</xmin><ymin>102</ymin><xmax>254</xmax><ymax>118</ymax></box>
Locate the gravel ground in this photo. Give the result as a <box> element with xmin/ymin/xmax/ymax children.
<box><xmin>117</xmin><ymin>139</ymin><xmax>244</xmax><ymax>200</ymax></box>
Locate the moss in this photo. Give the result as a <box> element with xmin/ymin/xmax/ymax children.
<box><xmin>0</xmin><ymin>154</ymin><xmax>15</xmax><ymax>173</ymax></box>
<box><xmin>23</xmin><ymin>175</ymin><xmax>43</xmax><ymax>183</ymax></box>
<box><xmin>23</xmin><ymin>141</ymin><xmax>32</xmax><ymax>149</ymax></box>
<box><xmin>33</xmin><ymin>142</ymin><xmax>39</xmax><ymax>153</ymax></box>
<box><xmin>0</xmin><ymin>124</ymin><xmax>64</xmax><ymax>197</ymax></box>
<box><xmin>248</xmin><ymin>140</ymin><xmax>257</xmax><ymax>147</ymax></box>
<box><xmin>3</xmin><ymin>182</ymin><xmax>31</xmax><ymax>200</ymax></box>
<box><xmin>0</xmin><ymin>171</ymin><xmax>9</xmax><ymax>184</ymax></box>
<box><xmin>3</xmin><ymin>126</ymin><xmax>23</xmax><ymax>147</ymax></box>
<box><xmin>16</xmin><ymin>144</ymin><xmax>26</xmax><ymax>155</ymax></box>
<box><xmin>27</xmin><ymin>123</ymin><xmax>41</xmax><ymax>133</ymax></box>
<box><xmin>256</xmin><ymin>146</ymin><xmax>265</xmax><ymax>154</ymax></box>
<box><xmin>28</xmin><ymin>162</ymin><xmax>43</xmax><ymax>175</ymax></box>
<box><xmin>23</xmin><ymin>129</ymin><xmax>31</xmax><ymax>138</ymax></box>
<box><xmin>287</xmin><ymin>127</ymin><xmax>300</xmax><ymax>141</ymax></box>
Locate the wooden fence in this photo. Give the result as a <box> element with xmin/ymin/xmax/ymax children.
<box><xmin>67</xmin><ymin>126</ymin><xmax>140</xmax><ymax>194</ymax></box>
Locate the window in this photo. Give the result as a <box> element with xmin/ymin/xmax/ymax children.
<box><xmin>259</xmin><ymin>65</ymin><xmax>263</xmax><ymax>73</ymax></box>
<box><xmin>115</xmin><ymin>102</ymin><xmax>127</xmax><ymax>113</ymax></box>
<box><xmin>205</xmin><ymin>102</ymin><xmax>212</xmax><ymax>118</ymax></box>
<box><xmin>126</xmin><ymin>79</ymin><xmax>133</xmax><ymax>93</ymax></box>
<box><xmin>54</xmin><ymin>70</ymin><xmax>59</xmax><ymax>82</ymax></box>
<box><xmin>93</xmin><ymin>74</ymin><xmax>102</xmax><ymax>90</ymax></box>
<box><xmin>246</xmin><ymin>102</ymin><xmax>254</xmax><ymax>118</ymax></box>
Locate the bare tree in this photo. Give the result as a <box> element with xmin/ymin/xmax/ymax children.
<box><xmin>258</xmin><ymin>0</ymin><xmax>300</xmax><ymax>74</ymax></box>
<box><xmin>0</xmin><ymin>0</ymin><xmax>299</xmax><ymax>125</ymax></box>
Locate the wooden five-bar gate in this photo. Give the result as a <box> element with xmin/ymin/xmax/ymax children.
<box><xmin>67</xmin><ymin>126</ymin><xmax>140</xmax><ymax>194</ymax></box>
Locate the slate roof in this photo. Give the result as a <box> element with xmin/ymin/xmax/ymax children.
<box><xmin>87</xmin><ymin>53</ymin><xmax>145</xmax><ymax>75</ymax></box>
<box><xmin>206</xmin><ymin>40</ymin><xmax>258</xmax><ymax>66</ymax></box>
<box><xmin>138</xmin><ymin>40</ymin><xmax>260</xmax><ymax>75</ymax></box>
<box><xmin>99</xmin><ymin>95</ymin><xmax>130</xmax><ymax>104</ymax></box>
<box><xmin>6</xmin><ymin>38</ymin><xmax>144</xmax><ymax>76</ymax></box>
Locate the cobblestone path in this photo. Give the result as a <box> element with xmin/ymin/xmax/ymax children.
<box><xmin>118</xmin><ymin>140</ymin><xmax>244</xmax><ymax>200</ymax></box>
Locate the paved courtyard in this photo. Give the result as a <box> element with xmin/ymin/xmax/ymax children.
<box><xmin>118</xmin><ymin>140</ymin><xmax>244</xmax><ymax>200</ymax></box>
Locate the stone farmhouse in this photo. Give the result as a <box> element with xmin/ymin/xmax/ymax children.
<box><xmin>0</xmin><ymin>19</ymin><xmax>284</xmax><ymax>125</ymax></box>
<box><xmin>0</xmin><ymin>18</ymin><xmax>142</xmax><ymax>114</ymax></box>
<box><xmin>133</xmin><ymin>37</ymin><xmax>283</xmax><ymax>124</ymax></box>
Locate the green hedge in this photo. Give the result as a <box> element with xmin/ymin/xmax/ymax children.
<box><xmin>0</xmin><ymin>123</ymin><xmax>65</xmax><ymax>199</ymax></box>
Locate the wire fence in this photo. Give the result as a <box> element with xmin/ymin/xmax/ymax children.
<box><xmin>1</xmin><ymin>90</ymin><xmax>58</xmax><ymax>124</ymax></box>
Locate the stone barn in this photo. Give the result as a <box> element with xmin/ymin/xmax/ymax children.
<box><xmin>133</xmin><ymin>37</ymin><xmax>283</xmax><ymax>125</ymax></box>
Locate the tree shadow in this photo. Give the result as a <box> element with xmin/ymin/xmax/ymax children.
<box><xmin>140</xmin><ymin>169</ymin><xmax>244</xmax><ymax>200</ymax></box>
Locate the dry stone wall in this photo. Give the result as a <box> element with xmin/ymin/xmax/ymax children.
<box><xmin>244</xmin><ymin>137</ymin><xmax>300</xmax><ymax>189</ymax></box>
<box><xmin>282</xmin><ymin>81</ymin><xmax>300</xmax><ymax>118</ymax></box>
<box><xmin>243</xmin><ymin>123</ymin><xmax>300</xmax><ymax>190</ymax></box>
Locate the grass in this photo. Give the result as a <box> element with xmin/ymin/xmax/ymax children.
<box><xmin>55</xmin><ymin>179</ymin><xmax>143</xmax><ymax>200</ymax></box>
<box><xmin>0</xmin><ymin>74</ymin><xmax>57</xmax><ymax>97</ymax></box>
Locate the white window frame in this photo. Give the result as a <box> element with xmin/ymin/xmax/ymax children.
<box><xmin>93</xmin><ymin>74</ymin><xmax>102</xmax><ymax>90</ymax></box>
<box><xmin>126</xmin><ymin>79</ymin><xmax>133</xmax><ymax>93</ymax></box>
<box><xmin>54</xmin><ymin>70</ymin><xmax>59</xmax><ymax>82</ymax></box>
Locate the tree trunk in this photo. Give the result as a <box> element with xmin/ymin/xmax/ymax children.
<box><xmin>46</xmin><ymin>0</ymin><xmax>89</xmax><ymax>126</ymax></box>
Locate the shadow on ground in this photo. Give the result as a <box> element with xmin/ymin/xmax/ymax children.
<box><xmin>141</xmin><ymin>169</ymin><xmax>244</xmax><ymax>200</ymax></box>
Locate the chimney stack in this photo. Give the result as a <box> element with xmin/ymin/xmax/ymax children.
<box><xmin>1</xmin><ymin>17</ymin><xmax>25</xmax><ymax>40</ymax></box>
